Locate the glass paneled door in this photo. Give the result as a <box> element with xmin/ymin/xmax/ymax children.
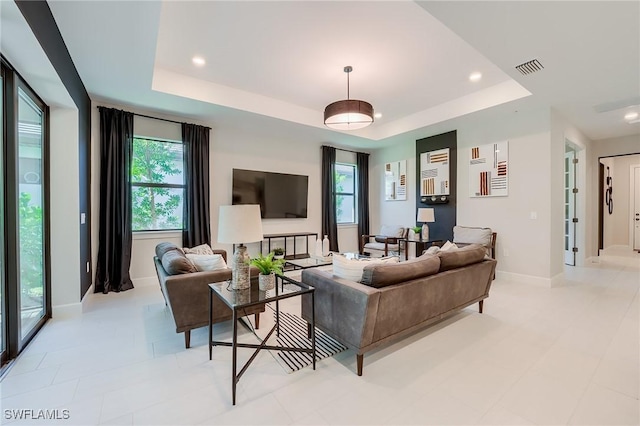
<box><xmin>0</xmin><ymin>70</ymin><xmax>6</xmax><ymax>365</ymax></box>
<box><xmin>17</xmin><ymin>87</ymin><xmax>46</xmax><ymax>340</ymax></box>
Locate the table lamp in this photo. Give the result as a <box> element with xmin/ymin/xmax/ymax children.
<box><xmin>417</xmin><ymin>208</ymin><xmax>435</xmax><ymax>241</ymax></box>
<box><xmin>218</xmin><ymin>205</ymin><xmax>263</xmax><ymax>290</ymax></box>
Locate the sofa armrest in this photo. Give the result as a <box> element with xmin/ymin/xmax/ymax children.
<box><xmin>300</xmin><ymin>268</ymin><xmax>380</xmax><ymax>350</ymax></box>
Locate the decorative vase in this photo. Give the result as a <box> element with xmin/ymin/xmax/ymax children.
<box><xmin>409</xmin><ymin>229</ymin><xmax>421</xmax><ymax>241</ymax></box>
<box><xmin>273</xmin><ymin>253</ymin><xmax>284</xmax><ymax>260</ymax></box>
<box><xmin>259</xmin><ymin>272</ymin><xmax>276</xmax><ymax>291</ymax></box>
<box><xmin>315</xmin><ymin>238</ymin><xmax>323</xmax><ymax>257</ymax></box>
<box><xmin>422</xmin><ymin>225</ymin><xmax>430</xmax><ymax>241</ymax></box>
<box><xmin>322</xmin><ymin>235</ymin><xmax>330</xmax><ymax>256</ymax></box>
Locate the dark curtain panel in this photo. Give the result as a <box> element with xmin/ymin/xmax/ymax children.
<box><xmin>182</xmin><ymin>123</ymin><xmax>211</xmax><ymax>248</ymax></box>
<box><xmin>95</xmin><ymin>107</ymin><xmax>134</xmax><ymax>293</ymax></box>
<box><xmin>356</xmin><ymin>152</ymin><xmax>370</xmax><ymax>252</ymax></box>
<box><xmin>321</xmin><ymin>146</ymin><xmax>339</xmax><ymax>251</ymax></box>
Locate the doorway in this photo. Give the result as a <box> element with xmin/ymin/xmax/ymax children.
<box><xmin>632</xmin><ymin>165</ymin><xmax>640</xmax><ymax>251</ymax></box>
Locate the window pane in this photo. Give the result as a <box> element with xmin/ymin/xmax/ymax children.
<box><xmin>18</xmin><ymin>88</ymin><xmax>45</xmax><ymax>339</ymax></box>
<box><xmin>335</xmin><ymin>164</ymin><xmax>355</xmax><ymax>194</ymax></box>
<box><xmin>132</xmin><ymin>138</ymin><xmax>183</xmax><ymax>185</ymax></box>
<box><xmin>132</xmin><ymin>186</ymin><xmax>184</xmax><ymax>230</ymax></box>
<box><xmin>336</xmin><ymin>194</ymin><xmax>355</xmax><ymax>224</ymax></box>
<box><xmin>0</xmin><ymin>73</ymin><xmax>4</xmax><ymax>357</ymax></box>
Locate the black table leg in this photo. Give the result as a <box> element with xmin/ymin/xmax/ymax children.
<box><xmin>311</xmin><ymin>291</ymin><xmax>316</xmax><ymax>370</ymax></box>
<box><xmin>232</xmin><ymin>308</ymin><xmax>238</xmax><ymax>406</ymax></box>
<box><xmin>209</xmin><ymin>289</ymin><xmax>213</xmax><ymax>360</ymax></box>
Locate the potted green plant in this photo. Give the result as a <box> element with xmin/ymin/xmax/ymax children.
<box><xmin>248</xmin><ymin>252</ymin><xmax>285</xmax><ymax>291</ymax></box>
<box><xmin>273</xmin><ymin>247</ymin><xmax>285</xmax><ymax>260</ymax></box>
<box><xmin>410</xmin><ymin>226</ymin><xmax>422</xmax><ymax>241</ymax></box>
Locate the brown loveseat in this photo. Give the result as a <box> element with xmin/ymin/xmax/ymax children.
<box><xmin>153</xmin><ymin>243</ymin><xmax>264</xmax><ymax>348</ymax></box>
<box><xmin>300</xmin><ymin>245</ymin><xmax>497</xmax><ymax>375</ymax></box>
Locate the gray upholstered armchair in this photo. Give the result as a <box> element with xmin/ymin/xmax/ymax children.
<box><xmin>153</xmin><ymin>243</ymin><xmax>264</xmax><ymax>348</ymax></box>
<box><xmin>360</xmin><ymin>225</ymin><xmax>407</xmax><ymax>257</ymax></box>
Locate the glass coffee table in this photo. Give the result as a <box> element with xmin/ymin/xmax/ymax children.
<box><xmin>208</xmin><ymin>275</ymin><xmax>316</xmax><ymax>405</ymax></box>
<box><xmin>285</xmin><ymin>256</ymin><xmax>333</xmax><ymax>270</ymax></box>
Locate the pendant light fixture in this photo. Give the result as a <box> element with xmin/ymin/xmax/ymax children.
<box><xmin>324</xmin><ymin>66</ymin><xmax>374</xmax><ymax>130</ymax></box>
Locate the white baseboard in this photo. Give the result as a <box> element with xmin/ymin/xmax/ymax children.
<box><xmin>133</xmin><ymin>276</ymin><xmax>159</xmax><ymax>287</ymax></box>
<box><xmin>496</xmin><ymin>270</ymin><xmax>553</xmax><ymax>287</ymax></box>
<box><xmin>550</xmin><ymin>272</ymin><xmax>564</xmax><ymax>288</ymax></box>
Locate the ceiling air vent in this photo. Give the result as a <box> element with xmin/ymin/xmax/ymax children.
<box><xmin>515</xmin><ymin>59</ymin><xmax>544</xmax><ymax>75</ymax></box>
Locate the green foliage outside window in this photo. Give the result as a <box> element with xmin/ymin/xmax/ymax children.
<box><xmin>18</xmin><ymin>192</ymin><xmax>43</xmax><ymax>302</ymax></box>
<box><xmin>131</xmin><ymin>138</ymin><xmax>183</xmax><ymax>231</ymax></box>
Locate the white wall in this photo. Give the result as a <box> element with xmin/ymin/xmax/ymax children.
<box><xmin>372</xmin><ymin>107</ymin><xmax>559</xmax><ymax>281</ymax></box>
<box><xmin>50</xmin><ymin>107</ymin><xmax>81</xmax><ymax>311</ymax></box>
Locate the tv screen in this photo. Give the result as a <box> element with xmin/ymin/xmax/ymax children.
<box><xmin>232</xmin><ymin>169</ymin><xmax>308</xmax><ymax>218</ymax></box>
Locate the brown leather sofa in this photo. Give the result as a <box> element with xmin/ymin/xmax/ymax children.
<box><xmin>153</xmin><ymin>244</ymin><xmax>264</xmax><ymax>348</ymax></box>
<box><xmin>301</xmin><ymin>244</ymin><xmax>497</xmax><ymax>375</ymax></box>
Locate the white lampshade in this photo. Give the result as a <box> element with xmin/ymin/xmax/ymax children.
<box><xmin>417</xmin><ymin>208</ymin><xmax>435</xmax><ymax>223</ymax></box>
<box><xmin>217</xmin><ymin>205</ymin><xmax>263</xmax><ymax>244</ymax></box>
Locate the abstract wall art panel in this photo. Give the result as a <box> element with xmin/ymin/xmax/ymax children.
<box><xmin>420</xmin><ymin>148</ymin><xmax>450</xmax><ymax>196</ymax></box>
<box><xmin>385</xmin><ymin>160</ymin><xmax>407</xmax><ymax>201</ymax></box>
<box><xmin>469</xmin><ymin>141</ymin><xmax>508</xmax><ymax>197</ymax></box>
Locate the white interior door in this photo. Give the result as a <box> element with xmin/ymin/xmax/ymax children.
<box><xmin>634</xmin><ymin>167</ymin><xmax>640</xmax><ymax>250</ymax></box>
<box><xmin>564</xmin><ymin>151</ymin><xmax>576</xmax><ymax>265</ymax></box>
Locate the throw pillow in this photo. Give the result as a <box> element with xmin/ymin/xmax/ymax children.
<box><xmin>161</xmin><ymin>249</ymin><xmax>197</xmax><ymax>275</ymax></box>
<box><xmin>423</xmin><ymin>245</ymin><xmax>440</xmax><ymax>255</ymax></box>
<box><xmin>185</xmin><ymin>254</ymin><xmax>227</xmax><ymax>272</ymax></box>
<box><xmin>440</xmin><ymin>240</ymin><xmax>458</xmax><ymax>251</ymax></box>
<box><xmin>332</xmin><ymin>253</ymin><xmax>399</xmax><ymax>282</ymax></box>
<box><xmin>155</xmin><ymin>242</ymin><xmax>181</xmax><ymax>259</ymax></box>
<box><xmin>438</xmin><ymin>244</ymin><xmax>486</xmax><ymax>272</ymax></box>
<box><xmin>183</xmin><ymin>244</ymin><xmax>214</xmax><ymax>256</ymax></box>
<box><xmin>360</xmin><ymin>254</ymin><xmax>440</xmax><ymax>288</ymax></box>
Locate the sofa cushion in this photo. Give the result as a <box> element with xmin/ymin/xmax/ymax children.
<box><xmin>156</xmin><ymin>242</ymin><xmax>181</xmax><ymax>259</ymax></box>
<box><xmin>437</xmin><ymin>244</ymin><xmax>486</xmax><ymax>272</ymax></box>
<box><xmin>162</xmin><ymin>249</ymin><xmax>197</xmax><ymax>275</ymax></box>
<box><xmin>332</xmin><ymin>253</ymin><xmax>399</xmax><ymax>282</ymax></box>
<box><xmin>183</xmin><ymin>244</ymin><xmax>214</xmax><ymax>256</ymax></box>
<box><xmin>360</xmin><ymin>253</ymin><xmax>440</xmax><ymax>288</ymax></box>
<box><xmin>185</xmin><ymin>253</ymin><xmax>227</xmax><ymax>272</ymax></box>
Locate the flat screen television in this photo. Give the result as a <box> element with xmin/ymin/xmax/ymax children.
<box><xmin>232</xmin><ymin>169</ymin><xmax>308</xmax><ymax>219</ymax></box>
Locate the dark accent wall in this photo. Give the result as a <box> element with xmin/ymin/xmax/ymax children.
<box><xmin>416</xmin><ymin>131</ymin><xmax>457</xmax><ymax>242</ymax></box>
<box><xmin>16</xmin><ymin>0</ymin><xmax>92</xmax><ymax>298</ymax></box>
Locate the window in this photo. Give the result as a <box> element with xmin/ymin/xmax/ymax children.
<box><xmin>131</xmin><ymin>137</ymin><xmax>184</xmax><ymax>231</ymax></box>
<box><xmin>335</xmin><ymin>163</ymin><xmax>357</xmax><ymax>224</ymax></box>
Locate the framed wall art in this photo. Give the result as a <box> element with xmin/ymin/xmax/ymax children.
<box><xmin>469</xmin><ymin>141</ymin><xmax>509</xmax><ymax>197</ymax></box>
<box><xmin>385</xmin><ymin>160</ymin><xmax>407</xmax><ymax>201</ymax></box>
<box><xmin>419</xmin><ymin>148</ymin><xmax>450</xmax><ymax>198</ymax></box>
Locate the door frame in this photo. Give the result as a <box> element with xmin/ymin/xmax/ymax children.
<box><xmin>630</xmin><ymin>164</ymin><xmax>640</xmax><ymax>250</ymax></box>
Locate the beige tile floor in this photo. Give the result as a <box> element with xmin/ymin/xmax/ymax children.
<box><xmin>1</xmin><ymin>251</ymin><xmax>638</xmax><ymax>425</ymax></box>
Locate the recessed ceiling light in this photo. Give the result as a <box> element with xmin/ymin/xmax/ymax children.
<box><xmin>624</xmin><ymin>111</ymin><xmax>638</xmax><ymax>121</ymax></box>
<box><xmin>374</xmin><ymin>113</ymin><xmax>382</xmax><ymax>119</ymax></box>
<box><xmin>469</xmin><ymin>72</ymin><xmax>482</xmax><ymax>82</ymax></box>
<box><xmin>192</xmin><ymin>56</ymin><xmax>206</xmax><ymax>67</ymax></box>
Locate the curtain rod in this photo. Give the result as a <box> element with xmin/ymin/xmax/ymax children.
<box><xmin>97</xmin><ymin>106</ymin><xmax>211</xmax><ymax>130</ymax></box>
<box><xmin>322</xmin><ymin>145</ymin><xmax>369</xmax><ymax>155</ymax></box>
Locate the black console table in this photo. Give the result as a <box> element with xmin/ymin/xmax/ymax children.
<box><xmin>261</xmin><ymin>232</ymin><xmax>318</xmax><ymax>259</ymax></box>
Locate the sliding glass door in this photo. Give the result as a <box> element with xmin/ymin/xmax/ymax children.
<box><xmin>1</xmin><ymin>69</ymin><xmax>6</xmax><ymax>366</ymax></box>
<box><xmin>17</xmin><ymin>86</ymin><xmax>46</xmax><ymax>340</ymax></box>
<box><xmin>0</xmin><ymin>59</ymin><xmax>50</xmax><ymax>369</ymax></box>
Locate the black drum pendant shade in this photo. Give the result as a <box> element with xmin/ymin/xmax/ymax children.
<box><xmin>324</xmin><ymin>66</ymin><xmax>374</xmax><ymax>131</ymax></box>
